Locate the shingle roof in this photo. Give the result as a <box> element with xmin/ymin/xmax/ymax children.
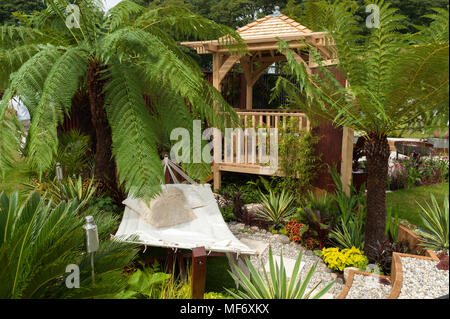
<box><xmin>236</xmin><ymin>14</ymin><xmax>313</xmax><ymax>41</ymax></box>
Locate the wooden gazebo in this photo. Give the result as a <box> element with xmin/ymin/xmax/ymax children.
<box><xmin>181</xmin><ymin>14</ymin><xmax>354</xmax><ymax>194</ymax></box>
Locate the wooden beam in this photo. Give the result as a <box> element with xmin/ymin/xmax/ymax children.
<box><xmin>340</xmin><ymin>127</ymin><xmax>354</xmax><ymax>196</ymax></box>
<box><xmin>250</xmin><ymin>62</ymin><xmax>273</xmax><ymax>86</ymax></box>
<box><xmin>218</xmin><ymin>55</ymin><xmax>240</xmax><ymax>84</ymax></box>
<box><xmin>191</xmin><ymin>247</ymin><xmax>207</xmax><ymax>299</ymax></box>
<box><xmin>212</xmin><ymin>53</ymin><xmax>223</xmax><ymax>91</ymax></box>
<box><xmin>309</xmin><ymin>58</ymin><xmax>339</xmax><ymax>69</ymax></box>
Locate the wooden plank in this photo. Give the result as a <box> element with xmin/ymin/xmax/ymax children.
<box><xmin>213</xmin><ymin>164</ymin><xmax>221</xmax><ymax>191</ymax></box>
<box><xmin>191</xmin><ymin>247</ymin><xmax>207</xmax><ymax>299</ymax></box>
<box><xmin>340</xmin><ymin>127</ymin><xmax>354</xmax><ymax>195</ymax></box>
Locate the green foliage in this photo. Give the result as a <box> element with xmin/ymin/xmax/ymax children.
<box><xmin>53</xmin><ymin>130</ymin><xmax>93</xmax><ymax>178</ymax></box>
<box><xmin>0</xmin><ymin>0</ymin><xmax>45</xmax><ymax>25</ymax></box>
<box><xmin>23</xmin><ymin>175</ymin><xmax>97</xmax><ymax>208</ymax></box>
<box><xmin>329</xmin><ymin>217</ymin><xmax>365</xmax><ymax>250</ymax></box>
<box><xmin>385</xmin><ymin>206</ymin><xmax>400</xmax><ymax>243</ymax></box>
<box><xmin>274</xmin><ymin>0</ymin><xmax>449</xmax><ymax>137</ymax></box>
<box><xmin>226</xmin><ymin>246</ymin><xmax>335</xmax><ymax>299</ymax></box>
<box><xmin>321</xmin><ymin>247</ymin><xmax>368</xmax><ymax>272</ymax></box>
<box><xmin>329</xmin><ymin>166</ymin><xmax>366</xmax><ymax>224</ymax></box>
<box><xmin>256</xmin><ymin>188</ymin><xmax>296</xmax><ymax>229</ymax></box>
<box><xmin>220</xmin><ymin>205</ymin><xmax>236</xmax><ymax>222</ymax></box>
<box><xmin>278</xmin><ymin>119</ymin><xmax>321</xmax><ymax>202</ymax></box>
<box><xmin>417</xmin><ymin>194</ymin><xmax>449</xmax><ymax>251</ymax></box>
<box><xmin>89</xmin><ymin>196</ymin><xmax>120</xmax><ymax>214</ymax></box>
<box><xmin>0</xmin><ymin>191</ymin><xmax>138</xmax><ymax>298</ymax></box>
<box><xmin>0</xmin><ymin>0</ymin><xmax>244</xmax><ymax>199</ymax></box>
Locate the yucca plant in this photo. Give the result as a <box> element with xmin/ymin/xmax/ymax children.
<box><xmin>0</xmin><ymin>0</ymin><xmax>245</xmax><ymax>199</ymax></box>
<box><xmin>256</xmin><ymin>189</ymin><xmax>296</xmax><ymax>229</ymax></box>
<box><xmin>273</xmin><ymin>0</ymin><xmax>449</xmax><ymax>256</ymax></box>
<box><xmin>329</xmin><ymin>217</ymin><xmax>365</xmax><ymax>250</ymax></box>
<box><xmin>0</xmin><ymin>191</ymin><xmax>138</xmax><ymax>298</ymax></box>
<box><xmin>226</xmin><ymin>246</ymin><xmax>335</xmax><ymax>299</ymax></box>
<box><xmin>417</xmin><ymin>194</ymin><xmax>449</xmax><ymax>251</ymax></box>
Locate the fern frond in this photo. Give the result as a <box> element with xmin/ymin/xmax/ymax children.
<box><xmin>105</xmin><ymin>0</ymin><xmax>145</xmax><ymax>32</ymax></box>
<box><xmin>26</xmin><ymin>47</ymin><xmax>89</xmax><ymax>174</ymax></box>
<box><xmin>103</xmin><ymin>63</ymin><xmax>164</xmax><ymax>199</ymax></box>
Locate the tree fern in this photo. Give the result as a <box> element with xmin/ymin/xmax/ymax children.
<box><xmin>0</xmin><ymin>0</ymin><xmax>244</xmax><ymax>199</ymax></box>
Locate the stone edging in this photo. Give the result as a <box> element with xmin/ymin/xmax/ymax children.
<box><xmin>337</xmin><ymin>225</ymin><xmax>439</xmax><ymax>299</ymax></box>
<box><xmin>389</xmin><ymin>251</ymin><xmax>440</xmax><ymax>298</ymax></box>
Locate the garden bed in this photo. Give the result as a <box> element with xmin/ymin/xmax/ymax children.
<box><xmin>338</xmin><ymin>224</ymin><xmax>446</xmax><ymax>299</ymax></box>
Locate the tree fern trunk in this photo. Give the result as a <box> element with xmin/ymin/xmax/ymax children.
<box><xmin>364</xmin><ymin>132</ymin><xmax>391</xmax><ymax>257</ymax></box>
<box><xmin>87</xmin><ymin>62</ymin><xmax>120</xmax><ymax>199</ymax></box>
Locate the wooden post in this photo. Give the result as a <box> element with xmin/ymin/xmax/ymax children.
<box><xmin>340</xmin><ymin>127</ymin><xmax>354</xmax><ymax>195</ymax></box>
<box><xmin>191</xmin><ymin>247</ymin><xmax>207</xmax><ymax>299</ymax></box>
<box><xmin>213</xmin><ymin>128</ymin><xmax>222</xmax><ymax>191</ymax></box>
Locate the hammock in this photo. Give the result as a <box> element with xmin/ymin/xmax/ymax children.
<box><xmin>113</xmin><ymin>156</ymin><xmax>256</xmax><ymax>256</ymax></box>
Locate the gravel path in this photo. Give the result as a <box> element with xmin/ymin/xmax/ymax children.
<box><xmin>398</xmin><ymin>257</ymin><xmax>449</xmax><ymax>299</ymax></box>
<box><xmin>346</xmin><ymin>275</ymin><xmax>392</xmax><ymax>299</ymax></box>
<box><xmin>228</xmin><ymin>222</ymin><xmax>345</xmax><ymax>298</ymax></box>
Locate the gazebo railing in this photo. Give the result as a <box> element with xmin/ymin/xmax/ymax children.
<box><xmin>213</xmin><ymin>109</ymin><xmax>310</xmax><ymax>168</ymax></box>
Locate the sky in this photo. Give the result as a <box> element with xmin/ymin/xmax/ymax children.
<box><xmin>103</xmin><ymin>0</ymin><xmax>123</xmax><ymax>11</ymax></box>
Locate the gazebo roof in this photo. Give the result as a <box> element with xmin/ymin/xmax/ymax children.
<box><xmin>181</xmin><ymin>14</ymin><xmax>326</xmax><ymax>54</ymax></box>
<box><xmin>236</xmin><ymin>14</ymin><xmax>313</xmax><ymax>41</ymax></box>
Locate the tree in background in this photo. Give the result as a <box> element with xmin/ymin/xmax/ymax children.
<box><xmin>274</xmin><ymin>0</ymin><xmax>449</xmax><ymax>257</ymax></box>
<box><xmin>135</xmin><ymin>0</ymin><xmax>290</xmax><ymax>29</ymax></box>
<box><xmin>0</xmin><ymin>0</ymin><xmax>45</xmax><ymax>25</ymax></box>
<box><xmin>0</xmin><ymin>0</ymin><xmax>244</xmax><ymax>199</ymax></box>
<box><xmin>283</xmin><ymin>0</ymin><xmax>449</xmax><ymax>32</ymax></box>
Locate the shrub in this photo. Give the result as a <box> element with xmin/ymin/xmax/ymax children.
<box><xmin>388</xmin><ymin>156</ymin><xmax>449</xmax><ymax>190</ymax></box>
<box><xmin>220</xmin><ymin>206</ymin><xmax>236</xmax><ymax>223</ymax></box>
<box><xmin>285</xmin><ymin>219</ymin><xmax>309</xmax><ymax>243</ymax></box>
<box><xmin>417</xmin><ymin>194</ymin><xmax>449</xmax><ymax>251</ymax></box>
<box><xmin>256</xmin><ymin>189</ymin><xmax>296</xmax><ymax>230</ymax></box>
<box><xmin>226</xmin><ymin>247</ymin><xmax>335</xmax><ymax>299</ymax></box>
<box><xmin>321</xmin><ymin>247</ymin><xmax>368</xmax><ymax>272</ymax></box>
<box><xmin>366</xmin><ymin>240</ymin><xmax>411</xmax><ymax>274</ymax></box>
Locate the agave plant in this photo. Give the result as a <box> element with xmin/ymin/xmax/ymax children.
<box><xmin>226</xmin><ymin>246</ymin><xmax>335</xmax><ymax>299</ymax></box>
<box><xmin>417</xmin><ymin>194</ymin><xmax>449</xmax><ymax>251</ymax></box>
<box><xmin>256</xmin><ymin>189</ymin><xmax>296</xmax><ymax>229</ymax></box>
<box><xmin>0</xmin><ymin>191</ymin><xmax>137</xmax><ymax>298</ymax></box>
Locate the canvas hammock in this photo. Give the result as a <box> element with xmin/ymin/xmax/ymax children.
<box><xmin>113</xmin><ymin>156</ymin><xmax>257</xmax><ymax>259</ymax></box>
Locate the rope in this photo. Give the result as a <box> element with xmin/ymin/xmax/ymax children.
<box><xmin>162</xmin><ymin>155</ymin><xmax>198</xmax><ymax>185</ymax></box>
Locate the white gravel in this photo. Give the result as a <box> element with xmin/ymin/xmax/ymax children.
<box><xmin>398</xmin><ymin>257</ymin><xmax>449</xmax><ymax>299</ymax></box>
<box><xmin>228</xmin><ymin>222</ymin><xmax>344</xmax><ymax>298</ymax></box>
<box><xmin>346</xmin><ymin>274</ymin><xmax>392</xmax><ymax>299</ymax></box>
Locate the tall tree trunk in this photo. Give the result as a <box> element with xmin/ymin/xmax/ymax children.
<box><xmin>87</xmin><ymin>61</ymin><xmax>121</xmax><ymax>199</ymax></box>
<box><xmin>364</xmin><ymin>132</ymin><xmax>391</xmax><ymax>257</ymax></box>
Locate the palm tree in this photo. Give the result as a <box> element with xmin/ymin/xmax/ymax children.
<box><xmin>273</xmin><ymin>0</ymin><xmax>449</xmax><ymax>256</ymax></box>
<box><xmin>0</xmin><ymin>0</ymin><xmax>243</xmax><ymax>198</ymax></box>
